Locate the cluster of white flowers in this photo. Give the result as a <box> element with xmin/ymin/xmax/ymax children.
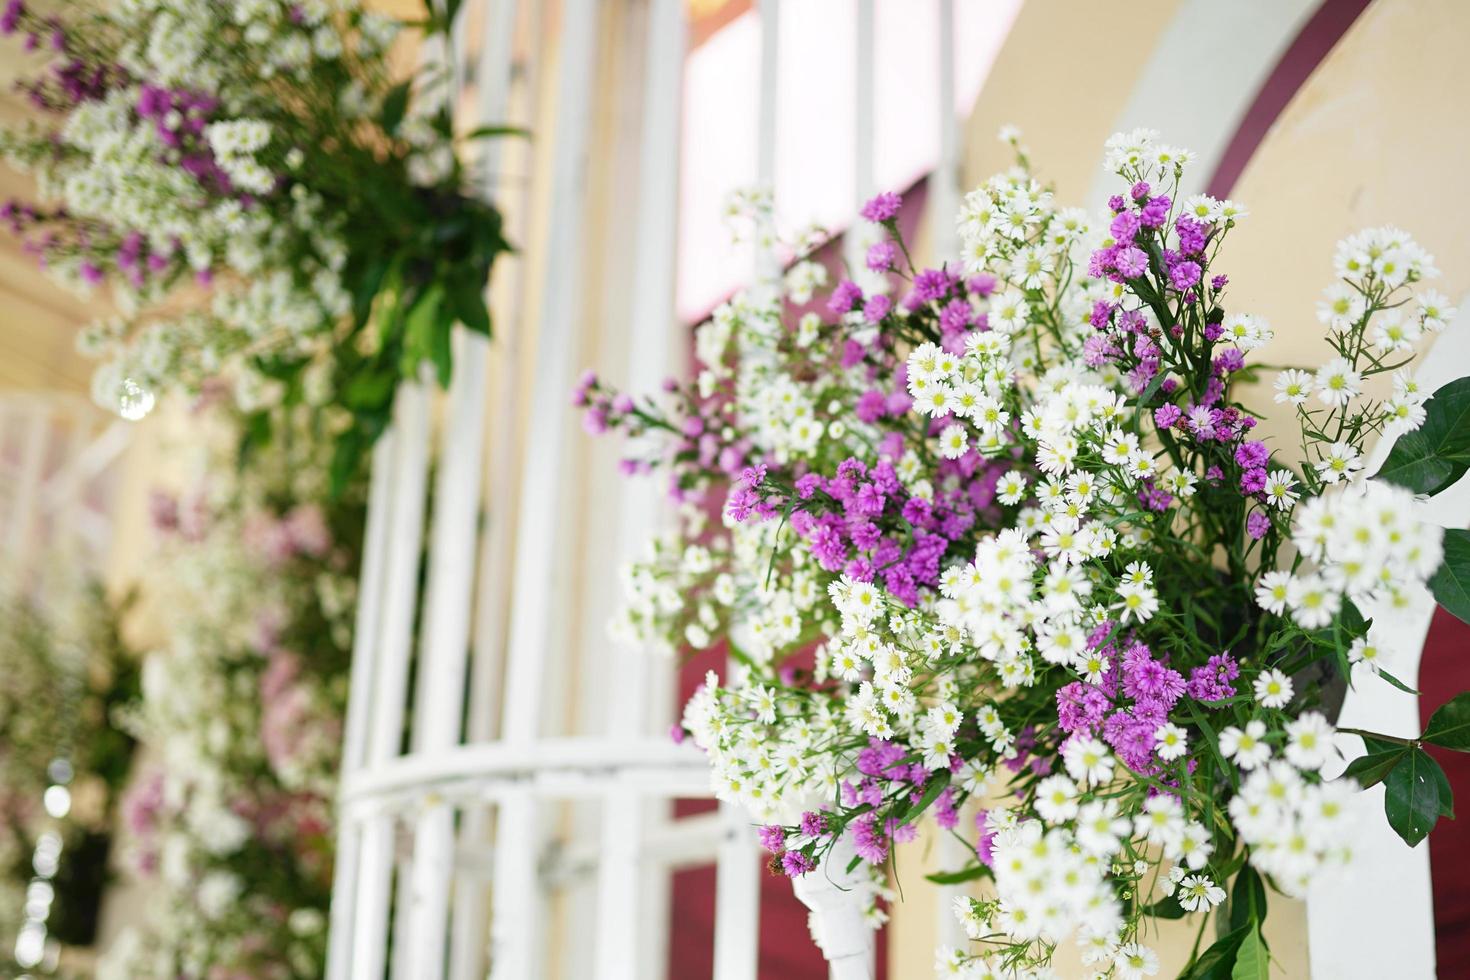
<box><xmin>1256</xmin><ymin>479</ymin><xmax>1443</xmax><ymax>628</ymax></box>
<box><xmin>0</xmin><ymin>0</ymin><xmax>443</xmax><ymax>419</ymax></box>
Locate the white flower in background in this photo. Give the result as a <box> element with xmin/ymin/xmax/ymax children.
<box><xmin>1314</xmin><ymin>358</ymin><xmax>1362</xmax><ymax>407</ymax></box>
<box><xmin>1253</xmin><ymin>668</ymin><xmax>1295</xmax><ymax>709</ymax></box>
<box><xmin>1219</xmin><ymin>719</ymin><xmax>1272</xmax><ymax>770</ymax></box>
<box><xmin>1155</xmin><ymin>723</ymin><xmax>1188</xmax><ymax>761</ymax></box>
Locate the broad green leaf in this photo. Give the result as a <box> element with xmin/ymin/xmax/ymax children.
<box><xmin>380</xmin><ymin>79</ymin><xmax>413</xmax><ymax>135</ymax></box>
<box><xmin>1376</xmin><ymin>376</ymin><xmax>1470</xmax><ymax>495</ymax></box>
<box><xmin>1342</xmin><ymin>747</ymin><xmax>1409</xmax><ymax>790</ymax></box>
<box><xmin>1181</xmin><ymin>923</ymin><xmax>1251</xmax><ymax>980</ymax></box>
<box><xmin>1430</xmin><ymin>529</ymin><xmax>1470</xmax><ymax>627</ymax></box>
<box><xmin>1427</xmin><ymin>751</ymin><xmax>1456</xmax><ymax>819</ymax></box>
<box><xmin>1384</xmin><ymin>748</ymin><xmax>1443</xmax><ymax>846</ymax></box>
<box><xmin>1423</xmin><ymin>691</ymin><xmax>1470</xmax><ymax>750</ymax></box>
<box><xmin>1229</xmin><ymin>866</ymin><xmax>1268</xmax><ymax>934</ymax></box>
<box><xmin>1232</xmin><ymin>926</ymin><xmax>1271</xmax><ymax>980</ymax></box>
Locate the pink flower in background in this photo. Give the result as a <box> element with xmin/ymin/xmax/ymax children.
<box><xmin>285</xmin><ymin>503</ymin><xmax>331</xmax><ymax>557</ymax></box>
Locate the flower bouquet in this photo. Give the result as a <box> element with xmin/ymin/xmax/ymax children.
<box><xmin>583</xmin><ymin>129</ymin><xmax>1470</xmax><ymax>977</ymax></box>
<box><xmin>0</xmin><ymin>0</ymin><xmax>512</xmax><ymax>489</ymax></box>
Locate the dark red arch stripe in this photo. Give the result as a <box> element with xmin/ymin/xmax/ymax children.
<box><xmin>1207</xmin><ymin>0</ymin><xmax>1373</xmax><ymax>197</ymax></box>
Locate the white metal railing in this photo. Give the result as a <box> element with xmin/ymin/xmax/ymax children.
<box><xmin>324</xmin><ymin>1</ymin><xmax>973</xmax><ymax>978</ymax></box>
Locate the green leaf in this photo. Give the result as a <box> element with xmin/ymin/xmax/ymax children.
<box><xmin>462</xmin><ymin>124</ymin><xmax>531</xmax><ymax>142</ymax></box>
<box><xmin>446</xmin><ymin>270</ymin><xmax>492</xmax><ymax>335</ymax></box>
<box><xmin>1423</xmin><ymin>691</ymin><xmax>1470</xmax><ymax>750</ymax></box>
<box><xmin>1384</xmin><ymin>748</ymin><xmax>1443</xmax><ymax>846</ymax></box>
<box><xmin>380</xmin><ymin>79</ymin><xmax>413</xmax><ymax>135</ymax></box>
<box><xmin>1228</xmin><ymin>866</ymin><xmax>1268</xmax><ymax>935</ymax></box>
<box><xmin>1232</xmin><ymin>926</ymin><xmax>1271</xmax><ymax>980</ymax></box>
<box><xmin>1427</xmin><ymin>752</ymin><xmax>1456</xmax><ymax>819</ymax></box>
<box><xmin>1430</xmin><ymin>528</ymin><xmax>1470</xmax><ymax>627</ymax></box>
<box><xmin>1375</xmin><ymin>376</ymin><xmax>1470</xmax><ymax>495</ymax></box>
<box><xmin>1138</xmin><ymin>894</ymin><xmax>1187</xmax><ymax>920</ymax></box>
<box><xmin>1376</xmin><ymin>667</ymin><xmax>1420</xmax><ymax>696</ymax></box>
<box><xmin>1181</xmin><ymin>924</ymin><xmax>1251</xmax><ymax>980</ymax></box>
<box><xmin>1342</xmin><ymin>747</ymin><xmax>1409</xmax><ymax>790</ymax></box>
<box><xmin>924</xmin><ymin>864</ymin><xmax>990</xmax><ymax>886</ymax></box>
<box><xmin>906</xmin><ymin>770</ymin><xmax>951</xmax><ymax>824</ymax></box>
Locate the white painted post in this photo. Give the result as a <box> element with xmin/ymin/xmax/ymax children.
<box><xmin>928</xmin><ymin>0</ymin><xmax>968</xmax><ymax>952</ymax></box>
<box><xmin>339</xmin><ymin>377</ymin><xmax>432</xmax><ymax>980</ymax></box>
<box><xmin>489</xmin><ymin>0</ymin><xmax>601</xmax><ymax>974</ymax></box>
<box><xmin>712</xmin><ymin>4</ymin><xmax>780</xmax><ymax>980</ymax></box>
<box><xmin>406</xmin><ymin>329</ymin><xmax>491</xmax><ymax>978</ymax></box>
<box><xmin>327</xmin><ymin>420</ymin><xmax>400</xmax><ymax>980</ymax></box>
<box><xmin>930</xmin><ymin>0</ymin><xmax>959</xmax><ymax>262</ymax></box>
<box><xmin>593</xmin><ymin>1</ymin><xmax>685</xmax><ymax>977</ymax></box>
<box><xmin>844</xmin><ymin>0</ymin><xmax>875</xmax><ymax>278</ymax></box>
<box><xmin>448</xmin><ymin>1</ymin><xmax>526</xmax><ymax>976</ymax></box>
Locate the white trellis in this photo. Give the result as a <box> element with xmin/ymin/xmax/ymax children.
<box><xmin>323</xmin><ymin>1</ymin><xmax>973</xmax><ymax>977</ymax></box>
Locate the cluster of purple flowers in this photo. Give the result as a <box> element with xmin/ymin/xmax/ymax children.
<box><xmin>838</xmin><ymin>738</ymin><xmax>952</xmax><ymax>863</ymax></box>
<box><xmin>3</xmin><ymin>3</ymin><xmax>117</xmax><ymax>109</ymax></box>
<box><xmin>760</xmin><ymin>455</ymin><xmax>998</xmax><ymax>607</ymax></box>
<box><xmin>758</xmin><ymin>811</ymin><xmax>834</xmax><ymax>878</ymax></box>
<box><xmin>1056</xmin><ymin>623</ymin><xmax>1236</xmax><ymax>775</ymax></box>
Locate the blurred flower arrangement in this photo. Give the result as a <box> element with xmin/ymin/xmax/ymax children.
<box><xmin>0</xmin><ymin>577</ymin><xmax>138</xmax><ymax>974</ymax></box>
<box><xmin>583</xmin><ymin>129</ymin><xmax>1470</xmax><ymax>977</ymax></box>
<box><xmin>97</xmin><ymin>396</ymin><xmax>365</xmax><ymax>979</ymax></box>
<box><xmin>0</xmin><ymin>0</ymin><xmax>512</xmax><ymax>490</ymax></box>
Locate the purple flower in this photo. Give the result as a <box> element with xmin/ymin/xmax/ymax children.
<box><xmin>863</xmin><ymin>293</ymin><xmax>892</xmax><ymax>323</ymax></box>
<box><xmin>1186</xmin><ymin>653</ymin><xmax>1240</xmax><ymax>703</ymax></box>
<box><xmin>1246</xmin><ymin>510</ymin><xmax>1271</xmax><ymax>540</ymax></box>
<box><xmin>781</xmin><ymin>850</ymin><xmax>816</xmax><ymax>877</ymax></box>
<box><xmin>0</xmin><ymin>1</ymin><xmax>23</xmax><ymax>36</ymax></box>
<box><xmin>866</xmin><ymin>240</ymin><xmax>897</xmax><ymax>271</ymax></box>
<box><xmin>850</xmin><ymin>813</ymin><xmax>888</xmax><ymax>864</ymax></box>
<box><xmin>1114</xmin><ymin>246</ymin><xmax>1148</xmax><ymax>278</ymax></box>
<box><xmin>826</xmin><ymin>279</ymin><xmax>862</xmax><ymax>315</ymax></box>
<box><xmin>800</xmin><ymin>811</ymin><xmax>828</xmax><ymax>838</ymax></box>
<box><xmin>1169</xmin><ymin>259</ymin><xmax>1201</xmax><ymax>291</ymax></box>
<box><xmin>757</xmin><ymin>825</ymin><xmax>785</xmax><ymax>853</ymax></box>
<box><xmin>1234</xmin><ymin>441</ymin><xmax>1268</xmax><ymax>470</ymax></box>
<box><xmin>1110</xmin><ymin>210</ymin><xmax>1141</xmax><ymax>243</ymax></box>
<box><xmin>860</xmin><ymin>191</ymin><xmax>902</xmax><ymax>223</ymax></box>
<box><xmin>1154</xmin><ymin>404</ymin><xmax>1183</xmax><ymax>429</ymax></box>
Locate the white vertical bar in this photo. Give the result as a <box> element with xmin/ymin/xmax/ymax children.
<box><xmin>490</xmin><ymin>0</ymin><xmax>601</xmax><ymax>975</ymax></box>
<box><xmin>353</xmin><ymin>813</ymin><xmax>397</xmax><ymax>980</ymax></box>
<box><xmin>845</xmin><ymin>0</ymin><xmax>875</xmax><ymax>275</ymax></box>
<box><xmin>712</xmin><ymin>5</ymin><xmax>778</xmax><ymax>980</ymax></box>
<box><xmin>367</xmin><ymin>381</ymin><xmax>432</xmax><ymax>766</ymax></box>
<box><xmin>593</xmin><ymin>1</ymin><xmax>685</xmax><ymax>977</ymax></box>
<box><xmin>327</xmin><ymin>423</ymin><xmax>401</xmax><ymax>980</ymax></box>
<box><xmin>360</xmin><ymin>381</ymin><xmax>432</xmax><ymax>979</ymax></box>
<box><xmin>453</xmin><ymin>2</ymin><xmax>537</xmax><ymax>974</ymax></box>
<box><xmin>929</xmin><ymin>0</ymin><xmax>960</xmax><ymax>262</ymax></box>
<box><xmin>930</xmin><ymin>0</ymin><xmax>965</xmax><ymax>955</ymax></box>
<box><xmin>751</xmin><ymin>0</ymin><xmax>781</xmax><ymax>295</ymax></box>
<box><xmin>406</xmin><ymin>328</ymin><xmax>490</xmax><ymax>979</ymax></box>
